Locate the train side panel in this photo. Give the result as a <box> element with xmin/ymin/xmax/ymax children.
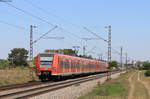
<box><xmin>51</xmin><ymin>54</ymin><xmax>108</xmax><ymax>76</ymax></box>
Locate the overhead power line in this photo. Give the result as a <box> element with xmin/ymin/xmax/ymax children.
<box><xmin>43</xmin><ymin>37</ymin><xmax>65</xmax><ymax>40</ymax></box>
<box><xmin>83</xmin><ymin>27</ymin><xmax>108</xmax><ymax>42</ymax></box>
<box><xmin>85</xmin><ymin>46</ymin><xmax>96</xmax><ymax>55</ymax></box>
<box><xmin>3</xmin><ymin>2</ymin><xmax>83</xmax><ymax>45</ymax></box>
<box><xmin>0</xmin><ymin>0</ymin><xmax>11</xmax><ymax>2</ymax></box>
<box><xmin>33</xmin><ymin>25</ymin><xmax>58</xmax><ymax>44</ymax></box>
<box><xmin>23</xmin><ymin>0</ymin><xmax>88</xmax><ymax>41</ymax></box>
<box><xmin>4</xmin><ymin>2</ymin><xmax>55</xmax><ymax>27</ymax></box>
<box><xmin>4</xmin><ymin>2</ymin><xmax>83</xmax><ymax>42</ymax></box>
<box><xmin>112</xmin><ymin>48</ymin><xmax>120</xmax><ymax>55</ymax></box>
<box><xmin>23</xmin><ymin>0</ymin><xmax>83</xmax><ymax>30</ymax></box>
<box><xmin>0</xmin><ymin>20</ymin><xmax>27</xmax><ymax>30</ymax></box>
<box><xmin>81</xmin><ymin>38</ymin><xmax>100</xmax><ymax>41</ymax></box>
<box><xmin>58</xmin><ymin>26</ymin><xmax>81</xmax><ymax>39</ymax></box>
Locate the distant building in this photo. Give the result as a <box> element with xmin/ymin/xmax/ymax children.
<box><xmin>45</xmin><ymin>49</ymin><xmax>59</xmax><ymax>53</ymax></box>
<box><xmin>44</xmin><ymin>49</ymin><xmax>64</xmax><ymax>54</ymax></box>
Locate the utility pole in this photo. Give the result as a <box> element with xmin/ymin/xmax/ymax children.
<box><xmin>120</xmin><ymin>47</ymin><xmax>123</xmax><ymax>69</ymax></box>
<box><xmin>72</xmin><ymin>46</ymin><xmax>80</xmax><ymax>56</ymax></box>
<box><xmin>29</xmin><ymin>25</ymin><xmax>36</xmax><ymax>81</ymax></box>
<box><xmin>81</xmin><ymin>37</ymin><xmax>100</xmax><ymax>57</ymax></box>
<box><xmin>125</xmin><ymin>53</ymin><xmax>128</xmax><ymax>69</ymax></box>
<box><xmin>107</xmin><ymin>25</ymin><xmax>112</xmax><ymax>63</ymax></box>
<box><xmin>83</xmin><ymin>46</ymin><xmax>87</xmax><ymax>56</ymax></box>
<box><xmin>105</xmin><ymin>25</ymin><xmax>112</xmax><ymax>80</ymax></box>
<box><xmin>105</xmin><ymin>25</ymin><xmax>112</xmax><ymax>63</ymax></box>
<box><xmin>29</xmin><ymin>25</ymin><xmax>36</xmax><ymax>61</ymax></box>
<box><xmin>97</xmin><ymin>53</ymin><xmax>103</xmax><ymax>60</ymax></box>
<box><xmin>100</xmin><ymin>53</ymin><xmax>103</xmax><ymax>60</ymax></box>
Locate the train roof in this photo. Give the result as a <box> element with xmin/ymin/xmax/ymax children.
<box><xmin>39</xmin><ymin>52</ymin><xmax>107</xmax><ymax>63</ymax></box>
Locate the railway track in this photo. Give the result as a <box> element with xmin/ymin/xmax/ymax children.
<box><xmin>0</xmin><ymin>71</ymin><xmax>122</xmax><ymax>99</ymax></box>
<box><xmin>0</xmin><ymin>81</ymin><xmax>42</xmax><ymax>91</ymax></box>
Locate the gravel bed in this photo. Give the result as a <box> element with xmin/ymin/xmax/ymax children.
<box><xmin>30</xmin><ymin>71</ymin><xmax>126</xmax><ymax>99</ymax></box>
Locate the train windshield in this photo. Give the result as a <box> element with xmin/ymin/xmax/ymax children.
<box><xmin>40</xmin><ymin>54</ymin><xmax>53</xmax><ymax>68</ymax></box>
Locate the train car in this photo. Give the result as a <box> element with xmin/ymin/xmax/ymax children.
<box><xmin>36</xmin><ymin>53</ymin><xmax>109</xmax><ymax>81</ymax></box>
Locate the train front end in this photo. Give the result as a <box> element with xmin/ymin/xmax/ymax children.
<box><xmin>36</xmin><ymin>53</ymin><xmax>54</xmax><ymax>81</ymax></box>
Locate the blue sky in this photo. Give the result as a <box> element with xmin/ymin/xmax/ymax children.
<box><xmin>0</xmin><ymin>0</ymin><xmax>150</xmax><ymax>62</ymax></box>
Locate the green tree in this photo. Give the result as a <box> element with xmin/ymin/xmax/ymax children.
<box><xmin>143</xmin><ymin>62</ymin><xmax>150</xmax><ymax>70</ymax></box>
<box><xmin>109</xmin><ymin>61</ymin><xmax>118</xmax><ymax>70</ymax></box>
<box><xmin>8</xmin><ymin>48</ymin><xmax>28</xmax><ymax>66</ymax></box>
<box><xmin>60</xmin><ymin>49</ymin><xmax>76</xmax><ymax>56</ymax></box>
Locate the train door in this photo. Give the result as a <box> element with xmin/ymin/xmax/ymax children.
<box><xmin>61</xmin><ymin>58</ymin><xmax>65</xmax><ymax>74</ymax></box>
<box><xmin>70</xmin><ymin>59</ymin><xmax>73</xmax><ymax>73</ymax></box>
<box><xmin>78</xmin><ymin>60</ymin><xmax>81</xmax><ymax>73</ymax></box>
<box><xmin>75</xmin><ymin>59</ymin><xmax>78</xmax><ymax>73</ymax></box>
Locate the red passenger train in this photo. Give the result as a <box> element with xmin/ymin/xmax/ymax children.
<box><xmin>36</xmin><ymin>53</ymin><xmax>109</xmax><ymax>81</ymax></box>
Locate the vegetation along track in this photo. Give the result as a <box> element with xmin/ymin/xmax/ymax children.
<box><xmin>0</xmin><ymin>71</ymin><xmax>122</xmax><ymax>99</ymax></box>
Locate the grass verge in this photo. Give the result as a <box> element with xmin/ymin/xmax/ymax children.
<box><xmin>0</xmin><ymin>67</ymin><xmax>38</xmax><ymax>86</ymax></box>
<box><xmin>79</xmin><ymin>71</ymin><xmax>133</xmax><ymax>99</ymax></box>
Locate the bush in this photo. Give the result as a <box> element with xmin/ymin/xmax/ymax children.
<box><xmin>109</xmin><ymin>61</ymin><xmax>118</xmax><ymax>70</ymax></box>
<box><xmin>138</xmin><ymin>66</ymin><xmax>144</xmax><ymax>70</ymax></box>
<box><xmin>143</xmin><ymin>62</ymin><xmax>150</xmax><ymax>70</ymax></box>
<box><xmin>145</xmin><ymin>70</ymin><xmax>150</xmax><ymax>76</ymax></box>
<box><xmin>0</xmin><ymin>60</ymin><xmax>10</xmax><ymax>69</ymax></box>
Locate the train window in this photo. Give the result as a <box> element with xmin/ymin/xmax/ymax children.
<box><xmin>71</xmin><ymin>60</ymin><xmax>74</xmax><ymax>68</ymax></box>
<box><xmin>73</xmin><ymin>61</ymin><xmax>75</xmax><ymax>68</ymax></box>
<box><xmin>77</xmin><ymin>61</ymin><xmax>80</xmax><ymax>68</ymax></box>
<box><xmin>88</xmin><ymin>62</ymin><xmax>90</xmax><ymax>68</ymax></box>
<box><xmin>40</xmin><ymin>61</ymin><xmax>52</xmax><ymax>66</ymax></box>
<box><xmin>89</xmin><ymin>62</ymin><xmax>92</xmax><ymax>68</ymax></box>
<box><xmin>40</xmin><ymin>54</ymin><xmax>53</xmax><ymax>68</ymax></box>
<box><xmin>63</xmin><ymin>61</ymin><xmax>66</xmax><ymax>69</ymax></box>
<box><xmin>79</xmin><ymin>61</ymin><xmax>81</xmax><ymax>69</ymax></box>
<box><xmin>40</xmin><ymin>54</ymin><xmax>53</xmax><ymax>57</ymax></box>
<box><xmin>68</xmin><ymin>60</ymin><xmax>70</xmax><ymax>69</ymax></box>
<box><xmin>70</xmin><ymin>60</ymin><xmax>73</xmax><ymax>68</ymax></box>
<box><xmin>77</xmin><ymin>60</ymin><xmax>80</xmax><ymax>68</ymax></box>
<box><xmin>67</xmin><ymin>61</ymin><xmax>69</xmax><ymax>68</ymax></box>
<box><xmin>74</xmin><ymin>61</ymin><xmax>76</xmax><ymax>69</ymax></box>
<box><xmin>75</xmin><ymin>61</ymin><xmax>77</xmax><ymax>68</ymax></box>
<box><xmin>65</xmin><ymin>60</ymin><xmax>69</xmax><ymax>69</ymax></box>
<box><xmin>72</xmin><ymin>60</ymin><xmax>75</xmax><ymax>69</ymax></box>
<box><xmin>89</xmin><ymin>62</ymin><xmax>91</xmax><ymax>68</ymax></box>
<box><xmin>60</xmin><ymin>61</ymin><xmax>64</xmax><ymax>68</ymax></box>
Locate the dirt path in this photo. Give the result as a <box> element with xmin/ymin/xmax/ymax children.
<box><xmin>138</xmin><ymin>71</ymin><xmax>150</xmax><ymax>97</ymax></box>
<box><xmin>127</xmin><ymin>72</ymin><xmax>136</xmax><ymax>99</ymax></box>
